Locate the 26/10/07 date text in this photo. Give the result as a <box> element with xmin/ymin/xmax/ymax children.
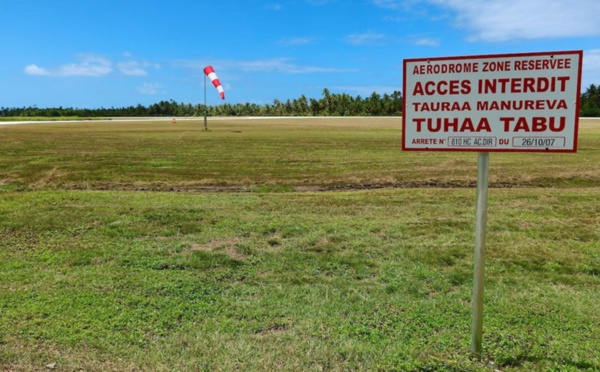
<box><xmin>514</xmin><ymin>137</ymin><xmax>565</xmax><ymax>148</ymax></box>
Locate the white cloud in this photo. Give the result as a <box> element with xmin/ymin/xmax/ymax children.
<box><xmin>118</xmin><ymin>61</ymin><xmax>148</xmax><ymax>76</ymax></box>
<box><xmin>24</xmin><ymin>64</ymin><xmax>48</xmax><ymax>76</ymax></box>
<box><xmin>277</xmin><ymin>36</ymin><xmax>316</xmax><ymax>47</ymax></box>
<box><xmin>372</xmin><ymin>0</ymin><xmax>600</xmax><ymax>42</ymax></box>
<box><xmin>117</xmin><ymin>60</ymin><xmax>160</xmax><ymax>76</ymax></box>
<box><xmin>24</xmin><ymin>55</ymin><xmax>112</xmax><ymax>77</ymax></box>
<box><xmin>173</xmin><ymin>58</ymin><xmax>355</xmax><ymax>74</ymax></box>
<box><xmin>413</xmin><ymin>37</ymin><xmax>439</xmax><ymax>46</ymax></box>
<box><xmin>445</xmin><ymin>0</ymin><xmax>599</xmax><ymax>41</ymax></box>
<box><xmin>137</xmin><ymin>83</ymin><xmax>165</xmax><ymax>95</ymax></box>
<box><xmin>430</xmin><ymin>0</ymin><xmax>600</xmax><ymax>41</ymax></box>
<box><xmin>237</xmin><ymin>58</ymin><xmax>354</xmax><ymax>74</ymax></box>
<box><xmin>370</xmin><ymin>0</ymin><xmax>404</xmax><ymax>9</ymax></box>
<box><xmin>345</xmin><ymin>31</ymin><xmax>387</xmax><ymax>46</ymax></box>
<box><xmin>24</xmin><ymin>54</ymin><xmax>161</xmax><ymax>78</ymax></box>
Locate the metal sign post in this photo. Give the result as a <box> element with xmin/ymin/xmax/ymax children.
<box><xmin>472</xmin><ymin>152</ymin><xmax>490</xmax><ymax>357</ymax></box>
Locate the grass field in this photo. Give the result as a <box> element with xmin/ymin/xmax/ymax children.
<box><xmin>1</xmin><ymin>118</ymin><xmax>599</xmax><ymax>371</ymax></box>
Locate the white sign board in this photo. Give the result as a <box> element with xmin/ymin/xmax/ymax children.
<box><xmin>402</xmin><ymin>50</ymin><xmax>583</xmax><ymax>152</ymax></box>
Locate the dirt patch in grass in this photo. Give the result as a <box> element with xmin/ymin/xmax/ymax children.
<box><xmin>186</xmin><ymin>237</ymin><xmax>247</xmax><ymax>261</ymax></box>
<box><xmin>56</xmin><ymin>180</ymin><xmax>525</xmax><ymax>193</ymax></box>
<box><xmin>31</xmin><ymin>167</ymin><xmax>64</xmax><ymax>188</ymax></box>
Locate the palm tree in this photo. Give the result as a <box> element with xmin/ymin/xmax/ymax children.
<box><xmin>580</xmin><ymin>84</ymin><xmax>600</xmax><ymax>117</ymax></box>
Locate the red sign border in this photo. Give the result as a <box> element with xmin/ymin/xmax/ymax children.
<box><xmin>402</xmin><ymin>50</ymin><xmax>583</xmax><ymax>153</ymax></box>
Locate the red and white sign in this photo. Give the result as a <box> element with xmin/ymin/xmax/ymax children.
<box><xmin>402</xmin><ymin>50</ymin><xmax>583</xmax><ymax>152</ymax></box>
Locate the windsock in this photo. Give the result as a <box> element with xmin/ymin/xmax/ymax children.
<box><xmin>203</xmin><ymin>65</ymin><xmax>225</xmax><ymax>100</ymax></box>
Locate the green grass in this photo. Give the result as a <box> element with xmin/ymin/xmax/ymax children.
<box><xmin>1</xmin><ymin>118</ymin><xmax>599</xmax><ymax>191</ymax></box>
<box><xmin>0</xmin><ymin>118</ymin><xmax>599</xmax><ymax>370</ymax></box>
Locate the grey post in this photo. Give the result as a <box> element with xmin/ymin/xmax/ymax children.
<box><xmin>472</xmin><ymin>151</ymin><xmax>490</xmax><ymax>357</ymax></box>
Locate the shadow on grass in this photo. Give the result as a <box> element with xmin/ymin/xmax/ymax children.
<box><xmin>495</xmin><ymin>354</ymin><xmax>598</xmax><ymax>370</ymax></box>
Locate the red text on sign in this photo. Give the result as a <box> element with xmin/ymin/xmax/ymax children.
<box><xmin>412</xmin><ymin>62</ymin><xmax>479</xmax><ymax>75</ymax></box>
<box><xmin>482</xmin><ymin>60</ymin><xmax>510</xmax><ymax>72</ymax></box>
<box><xmin>412</xmin><ymin>101</ymin><xmax>471</xmax><ymax>112</ymax></box>
<box><xmin>478</xmin><ymin>76</ymin><xmax>570</xmax><ymax>94</ymax></box>
<box><xmin>413</xmin><ymin>117</ymin><xmax>491</xmax><ymax>133</ymax></box>
<box><xmin>413</xmin><ymin>80</ymin><xmax>471</xmax><ymax>95</ymax></box>
<box><xmin>411</xmin><ymin>138</ymin><xmax>439</xmax><ymax>145</ymax></box>
<box><xmin>513</xmin><ymin>58</ymin><xmax>571</xmax><ymax>71</ymax></box>
<box><xmin>500</xmin><ymin>116</ymin><xmax>566</xmax><ymax>132</ymax></box>
<box><xmin>476</xmin><ymin>99</ymin><xmax>568</xmax><ymax>111</ymax></box>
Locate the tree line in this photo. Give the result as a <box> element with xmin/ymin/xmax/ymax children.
<box><xmin>580</xmin><ymin>84</ymin><xmax>600</xmax><ymax>116</ymax></box>
<box><xmin>0</xmin><ymin>89</ymin><xmax>402</xmax><ymax>118</ymax></box>
<box><xmin>2</xmin><ymin>85</ymin><xmax>600</xmax><ymax>117</ymax></box>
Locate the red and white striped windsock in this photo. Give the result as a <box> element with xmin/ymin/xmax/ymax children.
<box><xmin>203</xmin><ymin>65</ymin><xmax>225</xmax><ymax>100</ymax></box>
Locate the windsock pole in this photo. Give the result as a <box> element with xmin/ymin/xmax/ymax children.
<box><xmin>203</xmin><ymin>73</ymin><xmax>208</xmax><ymax>131</ymax></box>
<box><xmin>202</xmin><ymin>65</ymin><xmax>224</xmax><ymax>131</ymax></box>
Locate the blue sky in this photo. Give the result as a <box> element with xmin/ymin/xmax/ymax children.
<box><xmin>2</xmin><ymin>0</ymin><xmax>600</xmax><ymax>108</ymax></box>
